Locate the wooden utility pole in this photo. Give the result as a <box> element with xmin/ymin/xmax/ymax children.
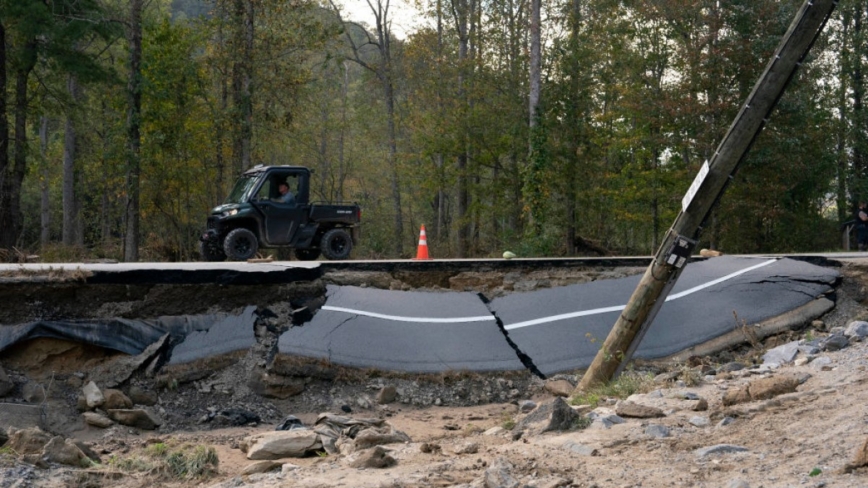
<box><xmin>576</xmin><ymin>0</ymin><xmax>839</xmax><ymax>392</ymax></box>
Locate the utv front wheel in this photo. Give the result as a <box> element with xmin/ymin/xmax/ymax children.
<box><xmin>321</xmin><ymin>229</ymin><xmax>353</xmax><ymax>260</ymax></box>
<box><xmin>223</xmin><ymin>228</ymin><xmax>259</xmax><ymax>261</ymax></box>
<box><xmin>294</xmin><ymin>248</ymin><xmax>321</xmax><ymax>261</ymax></box>
<box><xmin>199</xmin><ymin>240</ymin><xmax>226</xmax><ymax>262</ymax></box>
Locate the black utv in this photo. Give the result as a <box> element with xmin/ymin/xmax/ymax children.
<box><xmin>199</xmin><ymin>165</ymin><xmax>361</xmax><ymax>261</ymax></box>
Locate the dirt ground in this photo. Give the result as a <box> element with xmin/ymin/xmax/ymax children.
<box><xmin>2</xmin><ymin>259</ymin><xmax>868</xmax><ymax>488</ymax></box>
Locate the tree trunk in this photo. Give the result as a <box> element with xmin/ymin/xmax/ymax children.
<box><xmin>39</xmin><ymin>116</ymin><xmax>50</xmax><ymax>248</ymax></box>
<box><xmin>5</xmin><ymin>39</ymin><xmax>38</xmax><ymax>250</ymax></box>
<box><xmin>63</xmin><ymin>75</ymin><xmax>78</xmax><ymax>246</ymax></box>
<box><xmin>125</xmin><ymin>0</ymin><xmax>143</xmax><ymax>262</ymax></box>
<box><xmin>454</xmin><ymin>0</ymin><xmax>470</xmax><ymax>257</ymax></box>
<box><xmin>232</xmin><ymin>0</ymin><xmax>254</xmax><ymax>173</ymax></box>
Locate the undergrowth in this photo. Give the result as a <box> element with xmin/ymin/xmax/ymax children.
<box><xmin>106</xmin><ymin>442</ymin><xmax>218</xmax><ymax>480</ymax></box>
<box><xmin>569</xmin><ymin>370</ymin><xmax>656</xmax><ymax>408</ymax></box>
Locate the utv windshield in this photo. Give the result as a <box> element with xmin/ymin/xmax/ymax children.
<box><xmin>224</xmin><ymin>174</ymin><xmax>259</xmax><ymax>204</ymax></box>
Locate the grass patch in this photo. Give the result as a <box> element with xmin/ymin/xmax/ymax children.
<box><xmin>570</xmin><ymin>370</ymin><xmax>656</xmax><ymax>408</ymax></box>
<box><xmin>106</xmin><ymin>442</ymin><xmax>218</xmax><ymax>481</ymax></box>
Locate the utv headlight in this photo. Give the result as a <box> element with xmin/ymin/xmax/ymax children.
<box><xmin>221</xmin><ymin>209</ymin><xmax>239</xmax><ymax>217</ymax></box>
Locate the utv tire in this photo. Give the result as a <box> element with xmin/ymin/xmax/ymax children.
<box><xmin>199</xmin><ymin>240</ymin><xmax>226</xmax><ymax>262</ymax></box>
<box><xmin>223</xmin><ymin>228</ymin><xmax>259</xmax><ymax>261</ymax></box>
<box><xmin>320</xmin><ymin>229</ymin><xmax>353</xmax><ymax>260</ymax></box>
<box><xmin>294</xmin><ymin>248</ymin><xmax>321</xmax><ymax>261</ymax></box>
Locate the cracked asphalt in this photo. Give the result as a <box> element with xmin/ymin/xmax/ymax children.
<box><xmin>274</xmin><ymin>256</ymin><xmax>839</xmax><ymax>376</ymax></box>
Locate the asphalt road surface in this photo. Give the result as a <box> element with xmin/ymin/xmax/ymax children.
<box><xmin>277</xmin><ymin>256</ymin><xmax>839</xmax><ymax>375</ymax></box>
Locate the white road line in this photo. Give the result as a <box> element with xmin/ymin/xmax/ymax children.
<box><xmin>320</xmin><ymin>306</ymin><xmax>495</xmax><ymax>323</ymax></box>
<box><xmin>504</xmin><ymin>258</ymin><xmax>777</xmax><ymax>330</ymax></box>
<box><xmin>321</xmin><ymin>258</ymin><xmax>779</xmax><ymax>328</ymax></box>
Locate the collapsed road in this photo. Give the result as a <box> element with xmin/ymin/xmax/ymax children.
<box><xmin>0</xmin><ymin>255</ymin><xmax>840</xmax><ymax>379</ymax></box>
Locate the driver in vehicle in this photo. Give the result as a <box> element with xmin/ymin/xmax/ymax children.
<box><xmin>276</xmin><ymin>181</ymin><xmax>295</xmax><ymax>205</ymax></box>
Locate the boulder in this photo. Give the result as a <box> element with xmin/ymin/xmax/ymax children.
<box><xmin>843</xmin><ymin>436</ymin><xmax>868</xmax><ymax>473</ymax></box>
<box><xmin>484</xmin><ymin>457</ymin><xmax>519</xmax><ymax>488</ymax></box>
<box><xmin>244</xmin><ymin>430</ymin><xmax>322</xmax><ymax>460</ymax></box>
<box><xmin>82</xmin><ymin>382</ymin><xmax>104</xmax><ymax>409</ymax></box>
<box><xmin>845</xmin><ymin>321</ymin><xmax>868</xmax><ymax>340</ymax></box>
<box><xmin>108</xmin><ymin>409</ymin><xmax>161</xmax><ymax>430</ymax></box>
<box><xmin>544</xmin><ymin>379</ymin><xmax>574</xmax><ymax>397</ymax></box>
<box><xmin>6</xmin><ymin>427</ymin><xmax>51</xmax><ymax>455</ymax></box>
<box><xmin>376</xmin><ymin>386</ymin><xmax>398</xmax><ymax>404</ymax></box>
<box><xmin>348</xmin><ymin>446</ymin><xmax>396</xmax><ymax>469</ymax></box>
<box><xmin>352</xmin><ymin>427</ymin><xmax>411</xmax><ymax>450</ymax></box>
<box><xmin>615</xmin><ymin>401</ymin><xmax>664</xmax><ymax>419</ymax></box>
<box><xmin>102</xmin><ymin>389</ymin><xmax>133</xmax><ymax>410</ymax></box>
<box><xmin>128</xmin><ymin>386</ymin><xmax>158</xmax><ymax>406</ymax></box>
<box><xmin>247</xmin><ymin>371</ymin><xmax>305</xmax><ymax>399</ymax></box>
<box><xmin>42</xmin><ymin>436</ymin><xmax>89</xmax><ymax>467</ymax></box>
<box><xmin>241</xmin><ymin>460</ymin><xmax>283</xmax><ymax>475</ymax></box>
<box><xmin>514</xmin><ymin>397</ymin><xmax>583</xmax><ymax>435</ymax></box>
<box><xmin>748</xmin><ymin>375</ymin><xmax>800</xmax><ymax>401</ymax></box>
<box><xmin>83</xmin><ymin>412</ymin><xmax>114</xmax><ymax>429</ymax></box>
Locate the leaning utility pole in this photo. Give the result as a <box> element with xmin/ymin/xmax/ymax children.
<box><xmin>577</xmin><ymin>0</ymin><xmax>839</xmax><ymax>391</ymax></box>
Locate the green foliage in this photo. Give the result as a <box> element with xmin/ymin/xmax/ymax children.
<box><xmin>3</xmin><ymin>0</ymin><xmax>859</xmax><ymax>259</ymax></box>
<box><xmin>570</xmin><ymin>370</ymin><xmax>656</xmax><ymax>407</ymax></box>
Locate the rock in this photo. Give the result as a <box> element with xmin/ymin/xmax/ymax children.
<box><xmin>102</xmin><ymin>389</ymin><xmax>133</xmax><ymax>410</ymax></box>
<box><xmin>72</xmin><ymin>440</ymin><xmax>100</xmax><ymax>462</ymax></box>
<box><xmin>76</xmin><ymin>395</ymin><xmax>89</xmax><ymax>412</ymax></box>
<box><xmin>21</xmin><ymin>383</ymin><xmax>45</xmax><ymax>404</ymax></box>
<box><xmin>811</xmin><ymin>356</ymin><xmax>833</xmax><ymax>370</ymax></box>
<box><xmin>615</xmin><ymin>401</ymin><xmax>664</xmax><ymax>418</ymax></box>
<box><xmin>0</xmin><ymin>364</ymin><xmax>13</xmax><ymax>397</ymax></box>
<box><xmin>842</xmin><ymin>436</ymin><xmax>868</xmax><ymax>473</ymax></box>
<box><xmin>90</xmin><ymin>334</ymin><xmax>171</xmax><ymax>388</ymax></box>
<box><xmin>562</xmin><ymin>441</ymin><xmax>597</xmax><ymax>456</ymax></box>
<box><xmin>694</xmin><ymin>444</ymin><xmax>749</xmax><ymax>457</ymax></box>
<box><xmin>693</xmin><ymin>398</ymin><xmax>709</xmax><ymax>411</ymax></box>
<box><xmin>700</xmin><ymin>249</ymin><xmax>722</xmax><ymax>257</ymax></box>
<box><xmin>484</xmin><ymin>456</ymin><xmax>519</xmax><ymax>488</ymax></box>
<box><xmin>244</xmin><ymin>430</ymin><xmax>322</xmax><ymax>460</ymax></box>
<box><xmin>452</xmin><ymin>442</ymin><xmax>479</xmax><ymax>454</ymax></box>
<box><xmin>748</xmin><ymin>375</ymin><xmax>800</xmax><ymax>401</ymax></box>
<box><xmin>376</xmin><ymin>386</ymin><xmax>398</xmax><ymax>404</ymax></box>
<box><xmin>82</xmin><ymin>412</ymin><xmax>114</xmax><ymax>429</ymax></box>
<box><xmin>128</xmin><ymin>385</ymin><xmax>158</xmax><ymax>406</ymax></box>
<box><xmin>42</xmin><ymin>436</ymin><xmax>89</xmax><ymax>467</ymax></box>
<box><xmin>762</xmin><ymin>341</ymin><xmax>800</xmax><ymax>365</ymax></box>
<box><xmin>518</xmin><ymin>400</ymin><xmax>537</xmax><ymax>413</ymax></box>
<box><xmin>717</xmin><ymin>417</ymin><xmax>736</xmax><ymax>428</ymax></box>
<box><xmin>589</xmin><ymin>412</ymin><xmax>625</xmax><ymax>429</ymax></box>
<box><xmin>484</xmin><ymin>426</ymin><xmax>505</xmax><ymax>436</ymax></box>
<box><xmin>718</xmin><ymin>362</ymin><xmax>745</xmax><ymax>373</ymax></box>
<box><xmin>247</xmin><ymin>370</ymin><xmax>305</xmax><ymax>399</ymax></box>
<box><xmin>514</xmin><ymin>397</ymin><xmax>583</xmax><ymax>435</ymax></box>
<box><xmin>0</xmin><ymin>427</ymin><xmax>7</xmax><ymax>447</ymax></box>
<box><xmin>544</xmin><ymin>379</ymin><xmax>574</xmax><ymax>397</ymax></box>
<box><xmin>822</xmin><ymin>334</ymin><xmax>849</xmax><ymax>351</ymax></box>
<box><xmin>66</xmin><ymin>376</ymin><xmax>82</xmax><ymax>389</ymax></box>
<box><xmin>689</xmin><ymin>416</ymin><xmax>710</xmax><ymax>427</ymax></box>
<box><xmin>645</xmin><ymin>424</ymin><xmax>670</xmax><ymax>438</ymax></box>
<box><xmin>654</xmin><ymin>371</ymin><xmax>680</xmax><ymax>383</ymax></box>
<box><xmin>241</xmin><ymin>460</ymin><xmax>282</xmax><ymax>475</ymax></box>
<box><xmin>82</xmin><ymin>382</ymin><xmax>105</xmax><ymax>409</ymax></box>
<box><xmin>281</xmin><ymin>463</ymin><xmax>300</xmax><ymax>474</ymax></box>
<box><xmin>845</xmin><ymin>321</ymin><xmax>868</xmax><ymax>340</ymax></box>
<box><xmin>353</xmin><ymin>427</ymin><xmax>411</xmax><ymax>449</ymax></box>
<box><xmin>727</xmin><ymin>480</ymin><xmax>751</xmax><ymax>488</ymax></box>
<box><xmin>6</xmin><ymin>427</ymin><xmax>51</xmax><ymax>455</ymax></box>
<box><xmin>108</xmin><ymin>409</ymin><xmax>161</xmax><ymax>430</ymax></box>
<box><xmin>348</xmin><ymin>446</ymin><xmax>396</xmax><ymax>469</ymax></box>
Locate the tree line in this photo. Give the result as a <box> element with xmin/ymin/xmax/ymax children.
<box><xmin>0</xmin><ymin>0</ymin><xmax>863</xmax><ymax>261</ymax></box>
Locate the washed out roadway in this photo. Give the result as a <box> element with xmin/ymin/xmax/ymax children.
<box><xmin>277</xmin><ymin>256</ymin><xmax>839</xmax><ymax>375</ymax></box>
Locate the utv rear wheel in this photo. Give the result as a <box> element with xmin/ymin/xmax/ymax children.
<box><xmin>294</xmin><ymin>248</ymin><xmax>321</xmax><ymax>261</ymax></box>
<box><xmin>199</xmin><ymin>240</ymin><xmax>226</xmax><ymax>262</ymax></box>
<box><xmin>321</xmin><ymin>229</ymin><xmax>352</xmax><ymax>260</ymax></box>
<box><xmin>223</xmin><ymin>228</ymin><xmax>259</xmax><ymax>261</ymax></box>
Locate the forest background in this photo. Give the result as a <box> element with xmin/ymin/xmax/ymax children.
<box><xmin>0</xmin><ymin>0</ymin><xmax>864</xmax><ymax>262</ymax></box>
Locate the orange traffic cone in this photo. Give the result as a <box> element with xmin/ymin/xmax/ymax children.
<box><xmin>413</xmin><ymin>225</ymin><xmax>431</xmax><ymax>260</ymax></box>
